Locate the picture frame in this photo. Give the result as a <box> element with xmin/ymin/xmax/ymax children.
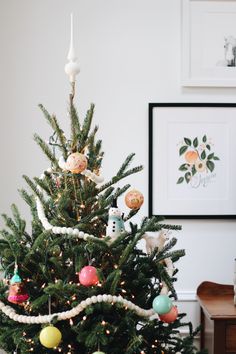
<box><xmin>148</xmin><ymin>103</ymin><xmax>236</xmax><ymax>219</ymax></box>
<box><xmin>182</xmin><ymin>0</ymin><xmax>236</xmax><ymax>87</ymax></box>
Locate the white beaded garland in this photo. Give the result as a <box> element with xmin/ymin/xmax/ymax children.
<box><xmin>0</xmin><ymin>294</ymin><xmax>155</xmax><ymax>324</ymax></box>
<box><xmin>3</xmin><ymin>169</ymin><xmax>174</xmax><ymax>328</ymax></box>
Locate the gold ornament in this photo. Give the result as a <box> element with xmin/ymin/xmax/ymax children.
<box><xmin>39</xmin><ymin>325</ymin><xmax>62</xmax><ymax>348</ymax></box>
<box><xmin>125</xmin><ymin>189</ymin><xmax>144</xmax><ymax>210</ymax></box>
<box><xmin>66</xmin><ymin>152</ymin><xmax>87</xmax><ymax>174</ymax></box>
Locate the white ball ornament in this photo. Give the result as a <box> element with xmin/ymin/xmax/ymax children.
<box><xmin>65</xmin><ymin>61</ymin><xmax>80</xmax><ymax>82</ymax></box>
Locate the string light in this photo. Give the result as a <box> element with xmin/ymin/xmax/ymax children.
<box><xmin>106</xmin><ymin>329</ymin><xmax>110</xmax><ymax>335</ymax></box>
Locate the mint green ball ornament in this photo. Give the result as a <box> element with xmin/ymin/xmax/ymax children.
<box><xmin>152</xmin><ymin>294</ymin><xmax>172</xmax><ymax>315</ymax></box>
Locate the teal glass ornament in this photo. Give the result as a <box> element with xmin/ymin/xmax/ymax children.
<box><xmin>152</xmin><ymin>294</ymin><xmax>172</xmax><ymax>315</ymax></box>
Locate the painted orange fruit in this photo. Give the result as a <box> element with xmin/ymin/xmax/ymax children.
<box><xmin>184</xmin><ymin>151</ymin><xmax>198</xmax><ymax>164</ymax></box>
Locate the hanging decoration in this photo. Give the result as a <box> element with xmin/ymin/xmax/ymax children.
<box><xmin>7</xmin><ymin>264</ymin><xmax>29</xmax><ymax>305</ymax></box>
<box><xmin>78</xmin><ymin>265</ymin><xmax>99</xmax><ymax>287</ymax></box>
<box><xmin>106</xmin><ymin>198</ymin><xmax>125</xmax><ymax>242</ymax></box>
<box><xmin>39</xmin><ymin>325</ymin><xmax>62</xmax><ymax>348</ymax></box>
<box><xmin>66</xmin><ymin>152</ymin><xmax>88</xmax><ymax>174</ymax></box>
<box><xmin>58</xmin><ymin>156</ymin><xmax>104</xmax><ymax>184</ymax></box>
<box><xmin>159</xmin><ymin>305</ymin><xmax>178</xmax><ymax>323</ymax></box>
<box><xmin>152</xmin><ymin>295</ymin><xmax>173</xmax><ymax>315</ymax></box>
<box><xmin>0</xmin><ymin>293</ymin><xmax>155</xmax><ymax>324</ymax></box>
<box><xmin>124</xmin><ymin>189</ymin><xmax>144</xmax><ymax>210</ymax></box>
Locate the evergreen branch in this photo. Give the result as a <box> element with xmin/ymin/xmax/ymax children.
<box><xmin>51</xmin><ymin>114</ymin><xmax>68</xmax><ymax>158</ymax></box>
<box><xmin>39</xmin><ymin>105</ymin><xmax>68</xmax><ymax>158</ymax></box>
<box><xmin>1</xmin><ymin>214</ymin><xmax>19</xmax><ymax>237</ymax></box>
<box><xmin>123</xmin><ymin>208</ymin><xmax>140</xmax><ymax>222</ymax></box>
<box><xmin>98</xmin><ymin>165</ymin><xmax>143</xmax><ymax>193</ymax></box>
<box><xmin>38</xmin><ymin>104</ymin><xmax>54</xmax><ymax>126</ymax></box>
<box><xmin>159</xmin><ymin>223</ymin><xmax>182</xmax><ymax>231</ymax></box>
<box><xmin>31</xmin><ymin>293</ymin><xmax>48</xmax><ymax>310</ymax></box>
<box><xmin>119</xmin><ymin>219</ymin><xmax>156</xmax><ymax>267</ymax></box>
<box><xmin>70</xmin><ymin>103</ymin><xmax>81</xmax><ymax>150</ymax></box>
<box><xmin>113</xmin><ymin>185</ymin><xmax>131</xmax><ymax>200</ymax></box>
<box><xmin>78</xmin><ymin>103</ymin><xmax>95</xmax><ymax>151</ymax></box>
<box><xmin>109</xmin><ymin>231</ymin><xmax>129</xmax><ymax>248</ymax></box>
<box><xmin>34</xmin><ymin>133</ymin><xmax>58</xmax><ymax>167</ymax></box>
<box><xmin>110</xmin><ymin>269</ymin><xmax>122</xmax><ymax>294</ymax></box>
<box><xmin>18</xmin><ymin>189</ymin><xmax>35</xmax><ymax>209</ymax></box>
<box><xmin>23</xmin><ymin>175</ymin><xmax>44</xmax><ymax>203</ymax></box>
<box><xmin>159</xmin><ymin>265</ymin><xmax>177</xmax><ymax>299</ymax></box>
<box><xmin>11</xmin><ymin>204</ymin><xmax>26</xmax><ymax>233</ymax></box>
<box><xmin>33</xmin><ymin>177</ymin><xmax>51</xmax><ymax>196</ymax></box>
<box><xmin>153</xmin><ymin>238</ymin><xmax>178</xmax><ymax>262</ymax></box>
<box><xmin>117</xmin><ymin>153</ymin><xmax>135</xmax><ymax>176</ymax></box>
<box><xmin>126</xmin><ymin>335</ymin><xmax>143</xmax><ymax>353</ymax></box>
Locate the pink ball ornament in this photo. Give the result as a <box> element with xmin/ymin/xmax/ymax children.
<box><xmin>79</xmin><ymin>266</ymin><xmax>99</xmax><ymax>287</ymax></box>
<box><xmin>159</xmin><ymin>305</ymin><xmax>178</xmax><ymax>323</ymax></box>
<box><xmin>66</xmin><ymin>152</ymin><xmax>87</xmax><ymax>174</ymax></box>
<box><xmin>125</xmin><ymin>189</ymin><xmax>144</xmax><ymax>210</ymax></box>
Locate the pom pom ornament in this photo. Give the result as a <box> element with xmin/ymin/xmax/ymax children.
<box><xmin>106</xmin><ymin>198</ymin><xmax>125</xmax><ymax>242</ymax></box>
<box><xmin>152</xmin><ymin>294</ymin><xmax>173</xmax><ymax>315</ymax></box>
<box><xmin>7</xmin><ymin>266</ymin><xmax>29</xmax><ymax>305</ymax></box>
<box><xmin>159</xmin><ymin>305</ymin><xmax>178</xmax><ymax>323</ymax></box>
<box><xmin>79</xmin><ymin>265</ymin><xmax>99</xmax><ymax>286</ymax></box>
<box><xmin>66</xmin><ymin>152</ymin><xmax>87</xmax><ymax>173</ymax></box>
<box><xmin>125</xmin><ymin>189</ymin><xmax>144</xmax><ymax>210</ymax></box>
<box><xmin>39</xmin><ymin>325</ymin><xmax>62</xmax><ymax>348</ymax></box>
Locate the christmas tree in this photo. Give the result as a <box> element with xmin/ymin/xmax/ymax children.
<box><xmin>0</xmin><ymin>16</ymin><xmax>206</xmax><ymax>354</ymax></box>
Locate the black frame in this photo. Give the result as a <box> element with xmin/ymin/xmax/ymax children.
<box><xmin>148</xmin><ymin>103</ymin><xmax>236</xmax><ymax>219</ymax></box>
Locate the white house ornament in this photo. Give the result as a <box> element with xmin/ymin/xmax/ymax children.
<box><xmin>106</xmin><ymin>199</ymin><xmax>125</xmax><ymax>242</ymax></box>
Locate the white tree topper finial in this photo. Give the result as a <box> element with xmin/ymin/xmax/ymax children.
<box><xmin>65</xmin><ymin>13</ymin><xmax>80</xmax><ymax>83</ymax></box>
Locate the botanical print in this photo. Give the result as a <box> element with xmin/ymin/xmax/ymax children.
<box><xmin>216</xmin><ymin>35</ymin><xmax>236</xmax><ymax>67</ymax></box>
<box><xmin>177</xmin><ymin>135</ymin><xmax>220</xmax><ymax>188</ymax></box>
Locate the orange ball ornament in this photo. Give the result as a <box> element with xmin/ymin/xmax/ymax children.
<box><xmin>66</xmin><ymin>152</ymin><xmax>87</xmax><ymax>174</ymax></box>
<box><xmin>159</xmin><ymin>305</ymin><xmax>178</xmax><ymax>323</ymax></box>
<box><xmin>125</xmin><ymin>189</ymin><xmax>144</xmax><ymax>210</ymax></box>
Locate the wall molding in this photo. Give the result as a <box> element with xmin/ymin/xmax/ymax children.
<box><xmin>176</xmin><ymin>290</ymin><xmax>197</xmax><ymax>302</ymax></box>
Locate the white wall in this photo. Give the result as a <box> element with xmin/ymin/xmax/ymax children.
<box><xmin>0</xmin><ymin>0</ymin><xmax>236</xmax><ymax>350</ymax></box>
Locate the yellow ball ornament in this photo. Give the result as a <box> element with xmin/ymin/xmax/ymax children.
<box><xmin>66</xmin><ymin>152</ymin><xmax>88</xmax><ymax>174</ymax></box>
<box><xmin>125</xmin><ymin>189</ymin><xmax>144</xmax><ymax>210</ymax></box>
<box><xmin>39</xmin><ymin>325</ymin><xmax>62</xmax><ymax>348</ymax></box>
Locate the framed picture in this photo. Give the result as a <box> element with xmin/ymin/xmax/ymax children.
<box><xmin>149</xmin><ymin>103</ymin><xmax>236</xmax><ymax>218</ymax></box>
<box><xmin>182</xmin><ymin>0</ymin><xmax>236</xmax><ymax>87</ymax></box>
